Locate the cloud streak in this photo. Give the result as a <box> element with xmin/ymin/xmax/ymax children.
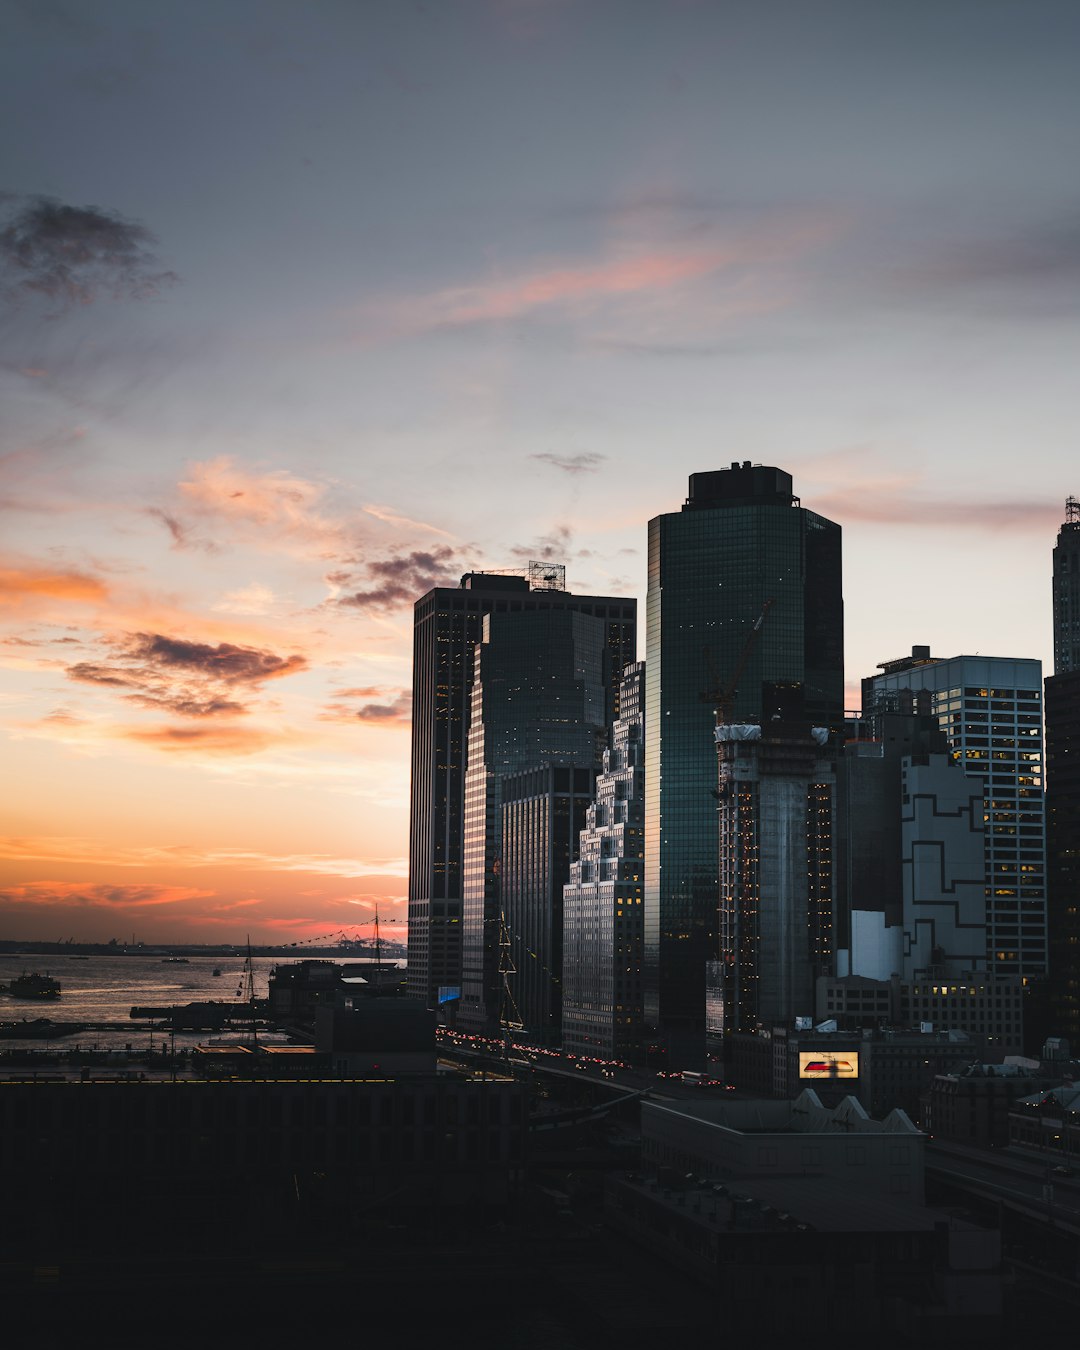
<box><xmin>812</xmin><ymin>488</ymin><xmax>1060</xmax><ymax>532</ymax></box>
<box><xmin>531</xmin><ymin>452</ymin><xmax>606</xmax><ymax>475</ymax></box>
<box><xmin>0</xmin><ymin>835</ymin><xmax>406</xmax><ymax>878</ymax></box>
<box><xmin>0</xmin><ymin>880</ymin><xmax>213</xmax><ymax>909</ymax></box>
<box><xmin>371</xmin><ymin>211</ymin><xmax>841</xmax><ymax>339</ymax></box>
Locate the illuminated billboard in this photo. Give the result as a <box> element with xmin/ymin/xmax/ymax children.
<box><xmin>799</xmin><ymin>1051</ymin><xmax>859</xmax><ymax>1080</ymax></box>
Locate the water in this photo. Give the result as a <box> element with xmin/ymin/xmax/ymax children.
<box><xmin>0</xmin><ymin>951</ymin><xmax>295</xmax><ymax>1053</ymax></box>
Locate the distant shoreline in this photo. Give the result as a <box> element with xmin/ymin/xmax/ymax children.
<box><xmin>0</xmin><ymin>941</ymin><xmax>407</xmax><ymax>961</ymax></box>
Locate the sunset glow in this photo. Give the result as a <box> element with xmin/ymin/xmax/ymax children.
<box><xmin>1</xmin><ymin>1</ymin><xmax>1075</xmax><ymax>944</ymax></box>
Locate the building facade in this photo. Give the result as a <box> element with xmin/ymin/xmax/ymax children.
<box><xmin>562</xmin><ymin>662</ymin><xmax>646</xmax><ymax>1060</ymax></box>
<box><xmin>407</xmin><ymin>567</ymin><xmax>635</xmax><ymax>1006</ymax></box>
<box><xmin>645</xmin><ymin>464</ymin><xmax>843</xmax><ymax>1052</ymax></box>
<box><xmin>862</xmin><ymin>648</ymin><xmax>1047</xmax><ymax>979</ymax></box>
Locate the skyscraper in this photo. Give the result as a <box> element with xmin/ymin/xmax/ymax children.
<box><xmin>1047</xmin><ymin>496</ymin><xmax>1080</xmax><ymax>1042</ymax></box>
<box><xmin>459</xmin><ymin>608</ymin><xmax>610</xmax><ymax>1032</ymax></box>
<box><xmin>407</xmin><ymin>567</ymin><xmax>635</xmax><ymax>1007</ymax></box>
<box><xmin>645</xmin><ymin>464</ymin><xmax>844</xmax><ymax>1051</ymax></box>
<box><xmin>1053</xmin><ymin>495</ymin><xmax>1080</xmax><ymax>675</ymax></box>
<box><xmin>863</xmin><ymin>648</ymin><xmax>1047</xmax><ymax>979</ymax></box>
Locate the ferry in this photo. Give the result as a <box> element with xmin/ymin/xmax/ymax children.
<box><xmin>8</xmin><ymin>972</ymin><xmax>62</xmax><ymax>1000</ymax></box>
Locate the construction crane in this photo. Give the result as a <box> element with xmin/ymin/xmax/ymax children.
<box><xmin>700</xmin><ymin>598</ymin><xmax>773</xmax><ymax>727</ymax></box>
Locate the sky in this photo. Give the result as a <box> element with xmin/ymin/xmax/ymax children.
<box><xmin>1</xmin><ymin>0</ymin><xmax>1077</xmax><ymax>946</ymax></box>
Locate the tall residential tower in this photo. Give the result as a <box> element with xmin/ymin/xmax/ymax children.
<box><xmin>862</xmin><ymin>649</ymin><xmax>1047</xmax><ymax>979</ymax></box>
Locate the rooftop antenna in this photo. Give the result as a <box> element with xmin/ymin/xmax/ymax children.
<box><xmin>497</xmin><ymin>911</ymin><xmax>524</xmax><ymax>1047</ymax></box>
<box><xmin>245</xmin><ymin>935</ymin><xmax>258</xmax><ymax>1048</ymax></box>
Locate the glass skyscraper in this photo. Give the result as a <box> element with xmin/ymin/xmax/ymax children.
<box><xmin>644</xmin><ymin>464</ymin><xmax>844</xmax><ymax>1049</ymax></box>
<box><xmin>1053</xmin><ymin>495</ymin><xmax>1080</xmax><ymax>675</ymax></box>
<box><xmin>1047</xmin><ymin>497</ymin><xmax>1080</xmax><ymax>1041</ymax></box>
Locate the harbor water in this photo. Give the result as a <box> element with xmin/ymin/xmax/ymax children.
<box><xmin>0</xmin><ymin>951</ymin><xmax>303</xmax><ymax>1054</ymax></box>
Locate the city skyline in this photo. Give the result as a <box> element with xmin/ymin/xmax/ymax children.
<box><xmin>2</xmin><ymin>1</ymin><xmax>1077</xmax><ymax>944</ymax></box>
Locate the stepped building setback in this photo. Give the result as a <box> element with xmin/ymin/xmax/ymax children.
<box><xmin>562</xmin><ymin>661</ymin><xmax>646</xmax><ymax>1060</ymax></box>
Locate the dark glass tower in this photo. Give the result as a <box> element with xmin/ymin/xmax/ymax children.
<box><xmin>1047</xmin><ymin>497</ymin><xmax>1080</xmax><ymax>1042</ymax></box>
<box><xmin>407</xmin><ymin>569</ymin><xmax>635</xmax><ymax>1007</ymax></box>
<box><xmin>1053</xmin><ymin>495</ymin><xmax>1080</xmax><ymax>675</ymax></box>
<box><xmin>644</xmin><ymin>464</ymin><xmax>844</xmax><ymax>1051</ymax></box>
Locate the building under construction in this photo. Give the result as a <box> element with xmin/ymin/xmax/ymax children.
<box><xmin>709</xmin><ymin>694</ymin><xmax>835</xmax><ymax>1041</ymax></box>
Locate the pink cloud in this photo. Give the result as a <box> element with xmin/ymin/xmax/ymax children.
<box><xmin>813</xmin><ymin>487</ymin><xmax>1059</xmax><ymax>532</ymax></box>
<box><xmin>378</xmin><ymin>212</ymin><xmax>841</xmax><ymax>337</ymax></box>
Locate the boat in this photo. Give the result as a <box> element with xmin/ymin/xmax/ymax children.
<box><xmin>7</xmin><ymin>971</ymin><xmax>61</xmax><ymax>1000</ymax></box>
<box><xmin>0</xmin><ymin>1018</ymin><xmax>84</xmax><ymax>1039</ymax></box>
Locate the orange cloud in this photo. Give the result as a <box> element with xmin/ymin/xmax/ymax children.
<box><xmin>0</xmin><ymin>880</ymin><xmax>214</xmax><ymax>909</ymax></box>
<box><xmin>0</xmin><ymin>836</ymin><xmax>406</xmax><ymax>878</ymax></box>
<box><xmin>177</xmin><ymin>457</ymin><xmax>345</xmax><ymax>555</ymax></box>
<box><xmin>0</xmin><ymin>562</ymin><xmax>108</xmax><ymax>607</ymax></box>
<box><xmin>120</xmin><ymin>722</ymin><xmax>280</xmax><ymax>755</ymax></box>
